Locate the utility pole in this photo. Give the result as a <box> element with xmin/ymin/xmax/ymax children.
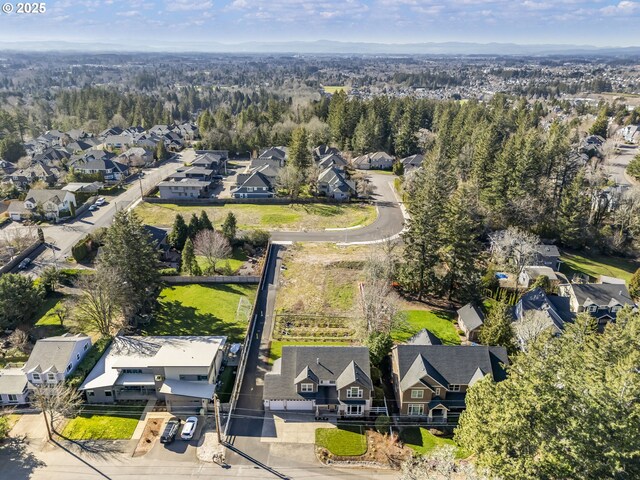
<box><xmin>138</xmin><ymin>170</ymin><xmax>144</xmax><ymax>199</ymax></box>
<box><xmin>213</xmin><ymin>394</ymin><xmax>222</xmax><ymax>443</ymax></box>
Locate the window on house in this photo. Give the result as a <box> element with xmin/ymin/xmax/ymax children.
<box><xmin>32</xmin><ymin>373</ymin><xmax>41</xmax><ymax>381</ymax></box>
<box><xmin>300</xmin><ymin>383</ymin><xmax>314</xmax><ymax>392</ymax></box>
<box><xmin>76</xmin><ymin>354</ymin><xmax>81</xmax><ymax>360</ymax></box>
<box><xmin>8</xmin><ymin>394</ymin><xmax>18</xmax><ymax>403</ymax></box>
<box><xmin>122</xmin><ymin>369</ymin><xmax>143</xmax><ymax>374</ymax></box>
<box><xmin>105</xmin><ymin>391</ymin><xmax>112</xmax><ymax>397</ymax></box>
<box><xmin>611</xmin><ymin>306</ymin><xmax>620</xmax><ymax>313</ymax></box>
<box><xmin>83</xmin><ymin>344</ymin><xmax>88</xmax><ymax>351</ymax></box>
<box><xmin>410</xmin><ymin>390</ymin><xmax>424</xmax><ymax>399</ymax></box>
<box><xmin>448</xmin><ymin>385</ymin><xmax>461</xmax><ymax>392</ymax></box>
<box><xmin>407</xmin><ymin>404</ymin><xmax>424</xmax><ymax>416</ymax></box>
<box><xmin>588</xmin><ymin>305</ymin><xmax>598</xmax><ymax>313</ymax></box>
<box><xmin>347</xmin><ymin>387</ymin><xmax>363</xmax><ymax>398</ymax></box>
<box><xmin>435</xmin><ymin>387</ymin><xmax>441</xmax><ymax>396</ymax></box>
<box><xmin>197</xmin><ymin>375</ymin><xmax>208</xmax><ymax>381</ymax></box>
<box><xmin>66</xmin><ymin>364</ymin><xmax>72</xmax><ymax>372</ymax></box>
<box><xmin>47</xmin><ymin>374</ymin><xmax>56</xmax><ymax>381</ymax></box>
<box><xmin>87</xmin><ymin>391</ymin><xmax>95</xmax><ymax>397</ymax></box>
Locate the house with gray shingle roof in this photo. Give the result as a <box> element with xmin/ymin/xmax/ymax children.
<box><xmin>513</xmin><ymin>288</ymin><xmax>574</xmax><ymax>346</ymax></box>
<box><xmin>407</xmin><ymin>329</ymin><xmax>442</xmax><ymax>346</ymax></box>
<box><xmin>263</xmin><ymin>346</ymin><xmax>373</xmax><ymax>416</ymax></box>
<box><xmin>24</xmin><ymin>188</ymin><xmax>77</xmax><ymax>221</ymax></box>
<box><xmin>457</xmin><ymin>303</ymin><xmax>485</xmax><ymax>342</ymax></box>
<box><xmin>318</xmin><ymin>166</ymin><xmax>356</xmax><ymax>200</ymax></box>
<box><xmin>391</xmin><ymin>345</ymin><xmax>508</xmax><ymax>421</ymax></box>
<box><xmin>232</xmin><ymin>169</ymin><xmax>275</xmax><ymax>199</ymax></box>
<box><xmin>0</xmin><ymin>368</ymin><xmax>30</xmax><ymax>406</ymax></box>
<box><xmin>558</xmin><ymin>282</ymin><xmax>636</xmax><ymax>324</ymax></box>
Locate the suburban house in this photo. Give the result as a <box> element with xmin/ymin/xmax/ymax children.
<box><xmin>158</xmin><ymin>178</ymin><xmax>212</xmax><ymax>199</ymax></box>
<box><xmin>313</xmin><ymin>145</ymin><xmax>340</xmax><ymax>161</ymax></box>
<box><xmin>74</xmin><ymin>158</ymin><xmax>129</xmax><ymax>183</ymax></box>
<box><xmin>103</xmin><ymin>134</ymin><xmax>134</xmax><ymax>150</ymax></box>
<box><xmin>620</xmin><ymin>124</ymin><xmax>640</xmax><ymax>143</ymax></box>
<box><xmin>24</xmin><ymin>334</ymin><xmax>92</xmax><ymax>385</ymax></box>
<box><xmin>192</xmin><ymin>151</ymin><xmax>228</xmax><ymax>175</ymax></box>
<box><xmin>557</xmin><ymin>282</ymin><xmax>635</xmax><ymax>324</ymax></box>
<box><xmin>23</xmin><ymin>188</ymin><xmax>77</xmax><ymax>221</ymax></box>
<box><xmin>0</xmin><ymin>368</ymin><xmax>31</xmax><ymax>406</ymax></box>
<box><xmin>263</xmin><ymin>346</ymin><xmax>373</xmax><ymax>416</ymax></box>
<box><xmin>317</xmin><ymin>153</ymin><xmax>348</xmax><ymax>170</ymax></box>
<box><xmin>62</xmin><ymin>182</ymin><xmax>103</xmax><ymax>194</ymax></box>
<box><xmin>400</xmin><ymin>154</ymin><xmax>424</xmax><ymax>172</ymax></box>
<box><xmin>232</xmin><ymin>170</ymin><xmax>275</xmax><ymax>199</ymax></box>
<box><xmin>118</xmin><ymin>147</ymin><xmax>154</xmax><ymax>167</ymax></box>
<box><xmin>391</xmin><ymin>345</ymin><xmax>509</xmax><ymax>421</ymax></box>
<box><xmin>5</xmin><ymin>163</ymin><xmax>60</xmax><ymax>189</ymax></box>
<box><xmin>532</xmin><ymin>244</ymin><xmax>561</xmax><ymax>271</ymax></box>
<box><xmin>80</xmin><ymin>336</ymin><xmax>227</xmax><ymax>412</ymax></box>
<box><xmin>352</xmin><ymin>152</ymin><xmax>394</xmax><ymax>170</ymax></box>
<box><xmin>317</xmin><ymin>166</ymin><xmax>356</xmax><ymax>200</ymax></box>
<box><xmin>518</xmin><ymin>266</ymin><xmax>559</xmax><ymax>288</ymax></box>
<box><xmin>456</xmin><ymin>303</ymin><xmax>485</xmax><ymax>342</ymax></box>
<box><xmin>513</xmin><ymin>288</ymin><xmax>574</xmax><ymax>345</ymax></box>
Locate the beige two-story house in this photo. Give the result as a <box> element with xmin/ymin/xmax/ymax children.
<box><xmin>391</xmin><ymin>345</ymin><xmax>508</xmax><ymax>422</ymax></box>
<box><xmin>263</xmin><ymin>346</ymin><xmax>373</xmax><ymax>417</ymax></box>
<box><xmin>558</xmin><ymin>282</ymin><xmax>635</xmax><ymax>324</ymax></box>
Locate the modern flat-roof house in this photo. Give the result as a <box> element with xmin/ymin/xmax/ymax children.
<box><xmin>264</xmin><ymin>346</ymin><xmax>373</xmax><ymax>417</ymax></box>
<box><xmin>158</xmin><ymin>178</ymin><xmax>212</xmax><ymax>199</ymax></box>
<box><xmin>391</xmin><ymin>345</ymin><xmax>509</xmax><ymax>423</ymax></box>
<box><xmin>558</xmin><ymin>282</ymin><xmax>635</xmax><ymax>324</ymax></box>
<box><xmin>80</xmin><ymin>336</ymin><xmax>227</xmax><ymax>412</ymax></box>
<box><xmin>456</xmin><ymin>303</ymin><xmax>485</xmax><ymax>342</ymax></box>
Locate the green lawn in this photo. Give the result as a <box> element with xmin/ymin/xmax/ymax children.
<box><xmin>143</xmin><ymin>284</ymin><xmax>257</xmax><ymax>341</ymax></box>
<box><xmin>323</xmin><ymin>85</ymin><xmax>351</xmax><ymax>94</ymax></box>
<box><xmin>316</xmin><ymin>426</ymin><xmax>367</xmax><ymax>456</ymax></box>
<box><xmin>560</xmin><ymin>251</ymin><xmax>638</xmax><ymax>284</ymax></box>
<box><xmin>61</xmin><ymin>406</ymin><xmax>144</xmax><ymax>440</ymax></box>
<box><xmin>35</xmin><ymin>293</ymin><xmax>66</xmax><ymax>327</ymax></box>
<box><xmin>268</xmin><ymin>340</ymin><xmax>352</xmax><ymax>365</ymax></box>
<box><xmin>196</xmin><ymin>247</ymin><xmax>248</xmax><ymax>274</ymax></box>
<box><xmin>400</xmin><ymin>427</ymin><xmax>468</xmax><ymax>459</ymax></box>
<box><xmin>392</xmin><ymin>310</ymin><xmax>460</xmax><ymax>345</ymax></box>
<box><xmin>134</xmin><ymin>202</ymin><xmax>376</xmax><ymax>231</ymax></box>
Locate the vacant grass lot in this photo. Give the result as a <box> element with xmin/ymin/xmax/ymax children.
<box><xmin>400</xmin><ymin>427</ymin><xmax>469</xmax><ymax>458</ymax></box>
<box><xmin>143</xmin><ymin>284</ymin><xmax>257</xmax><ymax>341</ymax></box>
<box><xmin>316</xmin><ymin>426</ymin><xmax>367</xmax><ymax>456</ymax></box>
<box><xmin>62</xmin><ymin>406</ymin><xmax>144</xmax><ymax>440</ymax></box>
<box><xmin>267</xmin><ymin>340</ymin><xmax>353</xmax><ymax>364</ymax></box>
<box><xmin>134</xmin><ymin>202</ymin><xmax>376</xmax><ymax>231</ymax></box>
<box><xmin>561</xmin><ymin>251</ymin><xmax>639</xmax><ymax>283</ymax></box>
<box><xmin>392</xmin><ymin>310</ymin><xmax>460</xmax><ymax>345</ymax></box>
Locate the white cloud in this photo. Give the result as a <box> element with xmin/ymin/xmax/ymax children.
<box><xmin>601</xmin><ymin>1</ymin><xmax>639</xmax><ymax>15</ymax></box>
<box><xmin>166</xmin><ymin>0</ymin><xmax>214</xmax><ymax>12</ymax></box>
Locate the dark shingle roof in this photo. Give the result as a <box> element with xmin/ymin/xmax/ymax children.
<box><xmin>568</xmin><ymin>283</ymin><xmax>634</xmax><ymax>308</ymax></box>
<box><xmin>457</xmin><ymin>303</ymin><xmax>485</xmax><ymax>331</ymax></box>
<box><xmin>394</xmin><ymin>345</ymin><xmax>509</xmax><ymax>392</ymax></box>
<box><xmin>407</xmin><ymin>329</ymin><xmax>442</xmax><ymax>346</ymax></box>
<box><xmin>264</xmin><ymin>346</ymin><xmax>371</xmax><ymax>401</ymax></box>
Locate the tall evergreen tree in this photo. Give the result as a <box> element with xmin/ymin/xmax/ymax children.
<box><xmin>168</xmin><ymin>213</ymin><xmax>188</xmax><ymax>251</ymax></box>
<box><xmin>97</xmin><ymin>211</ymin><xmax>159</xmax><ymax>316</ymax></box>
<box><xmin>288</xmin><ymin>126</ymin><xmax>310</xmax><ymax>172</ymax></box>
<box><xmin>199</xmin><ymin>210</ymin><xmax>214</xmax><ymax>231</ymax></box>
<box><xmin>478</xmin><ymin>301</ymin><xmax>516</xmax><ymax>353</ymax></box>
<box><xmin>437</xmin><ymin>184</ymin><xmax>482</xmax><ymax>302</ymax></box>
<box><xmin>187</xmin><ymin>213</ymin><xmax>202</xmax><ymax>239</ymax></box>
<box><xmin>221</xmin><ymin>212</ymin><xmax>237</xmax><ymax>242</ymax></box>
<box><xmin>180</xmin><ymin>238</ymin><xmax>200</xmax><ymax>276</ymax></box>
<box><xmin>556</xmin><ymin>170</ymin><xmax>590</xmax><ymax>248</ymax></box>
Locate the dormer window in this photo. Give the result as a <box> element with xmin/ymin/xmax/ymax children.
<box><xmin>588</xmin><ymin>305</ymin><xmax>598</xmax><ymax>313</ymax></box>
<box><xmin>347</xmin><ymin>387</ymin><xmax>363</xmax><ymax>398</ymax></box>
<box><xmin>32</xmin><ymin>373</ymin><xmax>41</xmax><ymax>381</ymax></box>
<box><xmin>611</xmin><ymin>306</ymin><xmax>621</xmax><ymax>313</ymax></box>
<box><xmin>47</xmin><ymin>373</ymin><xmax>56</xmax><ymax>381</ymax></box>
<box><xmin>300</xmin><ymin>383</ymin><xmax>314</xmax><ymax>392</ymax></box>
<box><xmin>448</xmin><ymin>384</ymin><xmax>461</xmax><ymax>392</ymax></box>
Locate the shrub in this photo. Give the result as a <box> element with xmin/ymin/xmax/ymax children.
<box><xmin>158</xmin><ymin>268</ymin><xmax>179</xmax><ymax>276</ymax></box>
<box><xmin>375</xmin><ymin>415</ymin><xmax>391</xmax><ymax>434</ymax></box>
<box><xmin>243</xmin><ymin>229</ymin><xmax>270</xmax><ymax>248</ymax></box>
<box><xmin>67</xmin><ymin>337</ymin><xmax>112</xmax><ymax>389</ymax></box>
<box><xmin>71</xmin><ymin>238</ymin><xmax>90</xmax><ymax>262</ymax></box>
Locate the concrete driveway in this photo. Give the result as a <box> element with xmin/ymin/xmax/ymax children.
<box><xmin>10</xmin><ymin>414</ymin><xmax>49</xmax><ymax>442</ymax></box>
<box><xmin>261</xmin><ymin>412</ymin><xmax>335</xmax><ymax>444</ymax></box>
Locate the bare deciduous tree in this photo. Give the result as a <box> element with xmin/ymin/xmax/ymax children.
<box><xmin>72</xmin><ymin>270</ymin><xmax>124</xmax><ymax>336</ymax></box>
<box><xmin>193</xmin><ymin>230</ymin><xmax>231</xmax><ymax>274</ymax></box>
<box><xmin>8</xmin><ymin>328</ymin><xmax>29</xmax><ymax>352</ymax></box>
<box><xmin>512</xmin><ymin>309</ymin><xmax>555</xmax><ymax>351</ymax></box>
<box><xmin>276</xmin><ymin>163</ymin><xmax>305</xmax><ymax>198</ymax></box>
<box><xmin>489</xmin><ymin>227</ymin><xmax>540</xmax><ymax>276</ymax></box>
<box><xmin>33</xmin><ymin>382</ymin><xmax>83</xmax><ymax>439</ymax></box>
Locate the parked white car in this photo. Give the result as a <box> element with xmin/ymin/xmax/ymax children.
<box><xmin>180</xmin><ymin>416</ymin><xmax>198</xmax><ymax>440</ymax></box>
<box><xmin>95</xmin><ymin>197</ymin><xmax>106</xmax><ymax>206</ymax></box>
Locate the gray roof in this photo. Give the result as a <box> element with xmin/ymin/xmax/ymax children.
<box><xmin>567</xmin><ymin>283</ymin><xmax>634</xmax><ymax>308</ymax></box>
<box><xmin>514</xmin><ymin>288</ymin><xmax>574</xmax><ymax>338</ymax></box>
<box><xmin>23</xmin><ymin>334</ymin><xmax>90</xmax><ymax>374</ymax></box>
<box><xmin>534</xmin><ymin>244</ymin><xmax>560</xmax><ymax>258</ymax></box>
<box><xmin>407</xmin><ymin>329</ymin><xmax>442</xmax><ymax>346</ymax></box>
<box><xmin>401</xmin><ymin>154</ymin><xmax>424</xmax><ymax>167</ymax></box>
<box><xmin>76</xmin><ymin>158</ymin><xmax>128</xmax><ymax>173</ymax></box>
<box><xmin>394</xmin><ymin>345</ymin><xmax>509</xmax><ymax>392</ymax></box>
<box><xmin>457</xmin><ymin>303</ymin><xmax>485</xmax><ymax>331</ymax></box>
<box><xmin>234</xmin><ymin>170</ymin><xmax>273</xmax><ymax>190</ymax></box>
<box><xmin>259</xmin><ymin>146</ymin><xmax>287</xmax><ymax>161</ymax></box>
<box><xmin>25</xmin><ymin>189</ymin><xmax>70</xmax><ymax>206</ymax></box>
<box><xmin>0</xmin><ymin>369</ymin><xmax>28</xmax><ymax>395</ymax></box>
<box><xmin>264</xmin><ymin>346</ymin><xmax>371</xmax><ymax>401</ymax></box>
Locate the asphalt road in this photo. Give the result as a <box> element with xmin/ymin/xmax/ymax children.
<box><xmin>603</xmin><ymin>141</ymin><xmax>637</xmax><ymax>187</ymax></box>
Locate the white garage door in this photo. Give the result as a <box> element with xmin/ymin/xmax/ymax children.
<box><xmin>285</xmin><ymin>400</ymin><xmax>314</xmax><ymax>411</ymax></box>
<box><xmin>267</xmin><ymin>400</ymin><xmax>285</xmax><ymax>410</ymax></box>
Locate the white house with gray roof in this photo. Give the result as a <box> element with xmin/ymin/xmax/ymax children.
<box><xmin>263</xmin><ymin>346</ymin><xmax>373</xmax><ymax>416</ymax></box>
<box><xmin>558</xmin><ymin>282</ymin><xmax>636</xmax><ymax>324</ymax></box>
<box><xmin>23</xmin><ymin>188</ymin><xmax>77</xmax><ymax>221</ymax></box>
<box><xmin>80</xmin><ymin>336</ymin><xmax>226</xmax><ymax>413</ymax></box>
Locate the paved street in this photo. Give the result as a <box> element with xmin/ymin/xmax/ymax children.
<box><xmin>604</xmin><ymin>141</ymin><xmax>637</xmax><ymax>187</ymax></box>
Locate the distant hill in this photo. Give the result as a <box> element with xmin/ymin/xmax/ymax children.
<box><xmin>2</xmin><ymin>39</ymin><xmax>640</xmax><ymax>56</ymax></box>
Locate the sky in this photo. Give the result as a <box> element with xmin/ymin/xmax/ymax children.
<box><xmin>0</xmin><ymin>0</ymin><xmax>639</xmax><ymax>48</ymax></box>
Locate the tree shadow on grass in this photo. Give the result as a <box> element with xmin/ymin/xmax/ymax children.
<box><xmin>0</xmin><ymin>436</ymin><xmax>46</xmax><ymax>480</ymax></box>
<box><xmin>145</xmin><ymin>299</ymin><xmax>247</xmax><ymax>341</ymax></box>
